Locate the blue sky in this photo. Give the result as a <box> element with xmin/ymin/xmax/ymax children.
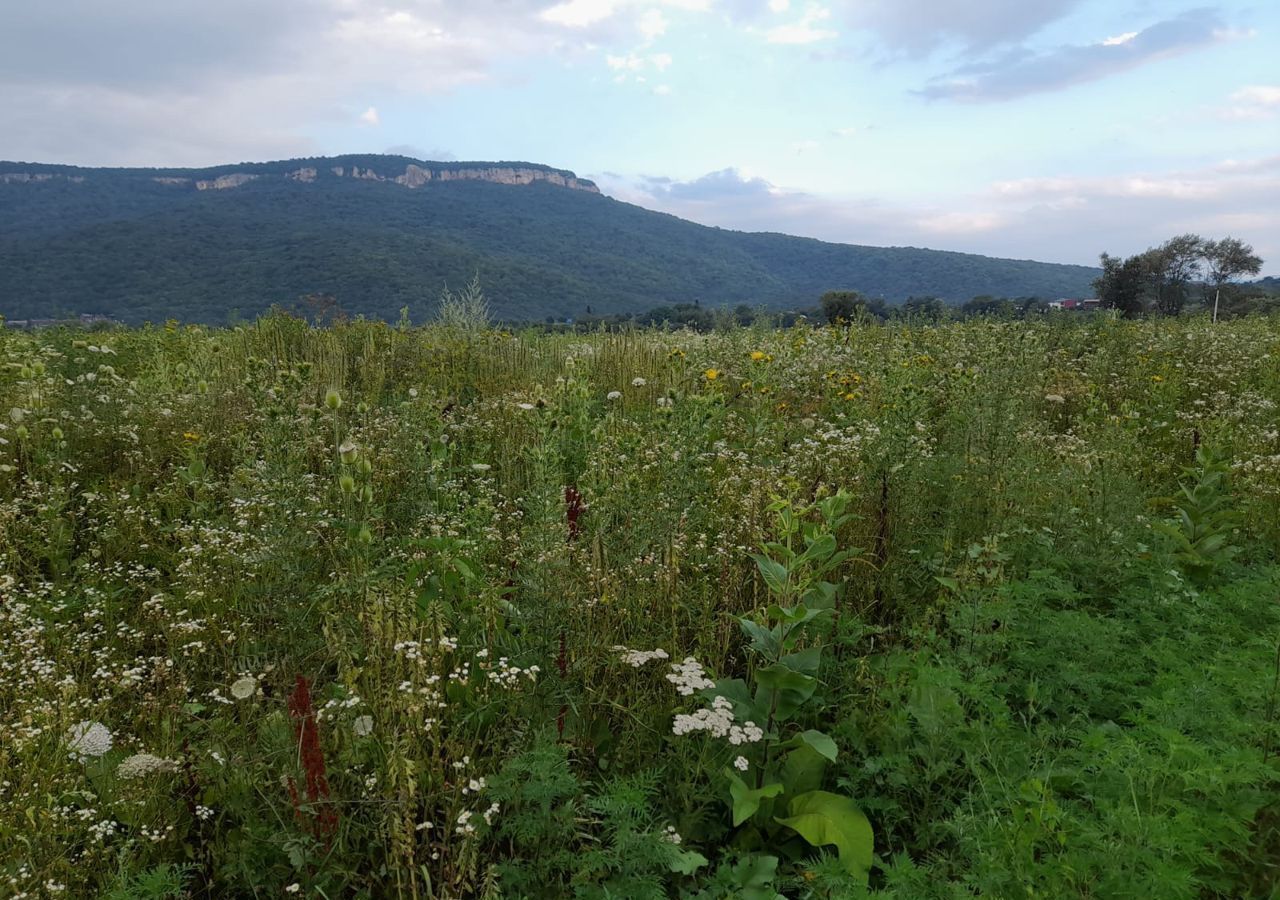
<box><xmin>2</xmin><ymin>0</ymin><xmax>1277</xmax><ymax>269</ymax></box>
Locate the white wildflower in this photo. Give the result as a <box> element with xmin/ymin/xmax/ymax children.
<box><xmin>229</xmin><ymin>675</ymin><xmax>257</xmax><ymax>700</ymax></box>
<box><xmin>606</xmin><ymin>391</ymin><xmax>622</xmax><ymax>401</ymax></box>
<box><xmin>734</xmin><ymin>755</ymin><xmax>750</xmax><ymax>771</ymax></box>
<box><xmin>631</xmin><ymin>377</ymin><xmax>647</xmax><ymax>387</ymax></box>
<box><xmin>353</xmin><ymin>715</ymin><xmax>374</xmax><ymax>737</ymax></box>
<box><xmin>116</xmin><ymin>753</ymin><xmax>178</xmax><ymax>779</ymax></box>
<box><xmin>612</xmin><ymin>645</ymin><xmax>670</xmax><ymax>667</ymax></box>
<box><xmin>666</xmin><ymin>657</ymin><xmax>714</xmax><ymax>695</ymax></box>
<box><xmin>66</xmin><ymin>721</ymin><xmax>113</xmax><ymax>759</ymax></box>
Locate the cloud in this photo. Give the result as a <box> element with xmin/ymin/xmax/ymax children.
<box><xmin>840</xmin><ymin>0</ymin><xmax>1082</xmax><ymax>55</ymax></box>
<box><xmin>540</xmin><ymin>0</ymin><xmax>619</xmax><ymax>28</ymax></box>
<box><xmin>919</xmin><ymin>8</ymin><xmax>1231</xmax><ymax>102</ymax></box>
<box><xmin>0</xmin><ymin>0</ymin><xmax>689</xmax><ymax>165</ymax></box>
<box><xmin>1220</xmin><ymin>84</ymin><xmax>1280</xmax><ymax>121</ymax></box>
<box><xmin>359</xmin><ymin>106</ymin><xmax>380</xmax><ymax>126</ymax></box>
<box><xmin>604</xmin><ymin>154</ymin><xmax>1279</xmax><ymax>271</ymax></box>
<box><xmin>764</xmin><ymin>4</ymin><xmax>837</xmax><ymax>44</ymax></box>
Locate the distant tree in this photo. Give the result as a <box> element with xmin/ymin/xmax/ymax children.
<box><xmin>1093</xmin><ymin>253</ymin><xmax>1150</xmax><ymax>318</ymax></box>
<box><xmin>899</xmin><ymin>296</ymin><xmax>947</xmax><ymax>322</ymax></box>
<box><xmin>1147</xmin><ymin>233</ymin><xmax>1204</xmax><ymax>316</ymax></box>
<box><xmin>960</xmin><ymin>295</ymin><xmax>1013</xmax><ymax>318</ymax></box>
<box><xmin>1203</xmin><ymin>237</ymin><xmax>1263</xmax><ymax>322</ymax></box>
<box><xmin>820</xmin><ymin>290</ymin><xmax>862</xmax><ymax>324</ymax></box>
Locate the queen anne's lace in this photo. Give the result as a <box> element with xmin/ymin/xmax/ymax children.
<box><xmin>66</xmin><ymin>721</ymin><xmax>113</xmax><ymax>760</ymax></box>
<box><xmin>116</xmin><ymin>753</ymin><xmax>177</xmax><ymax>779</ymax></box>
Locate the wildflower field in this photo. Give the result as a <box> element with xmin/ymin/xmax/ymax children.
<box><xmin>3</xmin><ymin>314</ymin><xmax>1280</xmax><ymax>898</ymax></box>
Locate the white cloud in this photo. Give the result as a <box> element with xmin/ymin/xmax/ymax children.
<box><xmin>359</xmin><ymin>105</ymin><xmax>379</xmax><ymax>126</ymax></box>
<box><xmin>638</xmin><ymin>8</ymin><xmax>669</xmax><ymax>40</ymax></box>
<box><xmin>606</xmin><ymin>154</ymin><xmax>1279</xmax><ymax>271</ymax></box>
<box><xmin>541</xmin><ymin>0</ymin><xmax>618</xmax><ymax>28</ymax></box>
<box><xmin>1101</xmin><ymin>31</ymin><xmax>1137</xmax><ymax>46</ymax></box>
<box><xmin>921</xmin><ymin>9</ymin><xmax>1231</xmax><ymax>102</ymax></box>
<box><xmin>768</xmin><ymin>0</ymin><xmax>790</xmax><ymax>11</ymax></box>
<box><xmin>653</xmin><ymin>83</ymin><xmax>672</xmax><ymax>95</ymax></box>
<box><xmin>650</xmin><ymin>52</ymin><xmax>673</xmax><ymax>70</ymax></box>
<box><xmin>606</xmin><ymin>53</ymin><xmax>646</xmax><ymax>70</ymax></box>
<box><xmin>1220</xmin><ymin>84</ymin><xmax>1280</xmax><ymax>121</ymax></box>
<box><xmin>764</xmin><ymin>4</ymin><xmax>836</xmax><ymax>44</ymax></box>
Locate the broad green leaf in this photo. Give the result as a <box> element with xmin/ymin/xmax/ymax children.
<box><xmin>754</xmin><ymin>663</ymin><xmax>817</xmax><ymax>720</ymax></box>
<box><xmin>780</xmin><ymin>647</ymin><xmax>822</xmax><ymax>677</ymax></box>
<box><xmin>727</xmin><ymin>771</ymin><xmax>784</xmax><ymax>826</ymax></box>
<box><xmin>794</xmin><ymin>728</ymin><xmax>838</xmax><ymax>762</ymax></box>
<box><xmin>775</xmin><ymin>790</ymin><xmax>874</xmax><ymax>881</ymax></box>
<box><xmin>780</xmin><ymin>743</ymin><xmax>828</xmax><ymax>795</ymax></box>
<box><xmin>797</xmin><ymin>533</ymin><xmax>837</xmax><ymax>566</ymax></box>
<box><xmin>751</xmin><ymin>554</ymin><xmax>790</xmax><ymax>596</ymax></box>
<box><xmin>737</xmin><ymin>616</ymin><xmax>780</xmax><ymax>656</ymax></box>
<box><xmin>730</xmin><ymin>853</ymin><xmax>780</xmax><ymax>896</ymax></box>
<box><xmin>668</xmin><ymin>848</ymin><xmax>709</xmax><ymax>875</ymax></box>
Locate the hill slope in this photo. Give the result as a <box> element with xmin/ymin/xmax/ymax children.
<box><xmin>0</xmin><ymin>155</ymin><xmax>1100</xmax><ymax>323</ymax></box>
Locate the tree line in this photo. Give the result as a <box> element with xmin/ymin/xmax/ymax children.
<box><xmin>1094</xmin><ymin>235</ymin><xmax>1264</xmax><ymax>319</ymax></box>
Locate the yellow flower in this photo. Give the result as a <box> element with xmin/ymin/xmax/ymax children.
<box><xmin>1151</xmin><ymin>375</ymin><xmax>1164</xmax><ymax>383</ymax></box>
<box><xmin>704</xmin><ymin>368</ymin><xmax>720</xmax><ymax>381</ymax></box>
<box><xmin>749</xmin><ymin>350</ymin><xmax>768</xmax><ymax>362</ymax></box>
<box><xmin>183</xmin><ymin>431</ymin><xmax>201</xmax><ymax>442</ymax></box>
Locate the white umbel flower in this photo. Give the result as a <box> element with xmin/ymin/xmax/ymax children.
<box><xmin>230</xmin><ymin>676</ymin><xmax>257</xmax><ymax>700</ymax></box>
<box><xmin>117</xmin><ymin>753</ymin><xmax>178</xmax><ymax>779</ymax></box>
<box><xmin>66</xmin><ymin>721</ymin><xmax>113</xmax><ymax>759</ymax></box>
<box><xmin>353</xmin><ymin>715</ymin><xmax>374</xmax><ymax>737</ymax></box>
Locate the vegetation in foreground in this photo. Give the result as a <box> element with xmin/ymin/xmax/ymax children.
<box><xmin>1</xmin><ymin>313</ymin><xmax>1279</xmax><ymax>898</ymax></box>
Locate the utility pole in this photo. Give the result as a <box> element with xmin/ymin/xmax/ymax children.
<box><xmin>1212</xmin><ymin>288</ymin><xmax>1220</xmax><ymax>324</ymax></box>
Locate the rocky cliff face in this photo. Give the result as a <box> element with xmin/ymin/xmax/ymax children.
<box><xmin>0</xmin><ymin>161</ymin><xmax>600</xmax><ymax>194</ymax></box>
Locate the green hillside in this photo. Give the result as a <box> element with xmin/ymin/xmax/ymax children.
<box><xmin>0</xmin><ymin>154</ymin><xmax>1100</xmax><ymax>323</ymax></box>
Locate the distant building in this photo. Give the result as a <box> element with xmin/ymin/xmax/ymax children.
<box><xmin>1048</xmin><ymin>298</ymin><xmax>1100</xmax><ymax>311</ymax></box>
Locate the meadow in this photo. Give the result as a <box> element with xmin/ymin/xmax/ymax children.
<box><xmin>1</xmin><ymin>313</ymin><xmax>1279</xmax><ymax>898</ymax></box>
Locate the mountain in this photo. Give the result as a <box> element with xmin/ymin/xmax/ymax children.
<box><xmin>0</xmin><ymin>154</ymin><xmax>1101</xmax><ymax>324</ymax></box>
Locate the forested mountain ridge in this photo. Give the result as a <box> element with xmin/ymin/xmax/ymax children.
<box><xmin>0</xmin><ymin>154</ymin><xmax>1100</xmax><ymax>323</ymax></box>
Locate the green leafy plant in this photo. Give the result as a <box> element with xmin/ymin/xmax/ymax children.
<box><xmin>1155</xmin><ymin>446</ymin><xmax>1241</xmax><ymax>584</ymax></box>
<box><xmin>706</xmin><ymin>493</ymin><xmax>874</xmax><ymax>882</ymax></box>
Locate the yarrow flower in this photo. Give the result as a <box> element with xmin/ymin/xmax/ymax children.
<box><xmin>666</xmin><ymin>657</ymin><xmax>715</xmax><ymax>696</ymax></box>
<box><xmin>230</xmin><ymin>676</ymin><xmax>257</xmax><ymax>700</ymax></box>
<box><xmin>631</xmin><ymin>377</ymin><xmax>647</xmax><ymax>387</ymax></box>
<box><xmin>734</xmin><ymin>755</ymin><xmax>750</xmax><ymax>771</ymax></box>
<box><xmin>612</xmin><ymin>645</ymin><xmax>670</xmax><ymax>667</ymax></box>
<box><xmin>116</xmin><ymin>753</ymin><xmax>178</xmax><ymax>780</ymax></box>
<box><xmin>353</xmin><ymin>715</ymin><xmax>374</xmax><ymax>737</ymax></box>
<box><xmin>672</xmin><ymin>696</ymin><xmax>764</xmax><ymax>746</ymax></box>
<box><xmin>66</xmin><ymin>721</ymin><xmax>113</xmax><ymax>760</ymax></box>
<box><xmin>606</xmin><ymin>391</ymin><xmax>622</xmax><ymax>401</ymax></box>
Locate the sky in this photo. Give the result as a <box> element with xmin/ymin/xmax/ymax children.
<box><xmin>2</xmin><ymin>0</ymin><xmax>1278</xmax><ymax>271</ymax></box>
